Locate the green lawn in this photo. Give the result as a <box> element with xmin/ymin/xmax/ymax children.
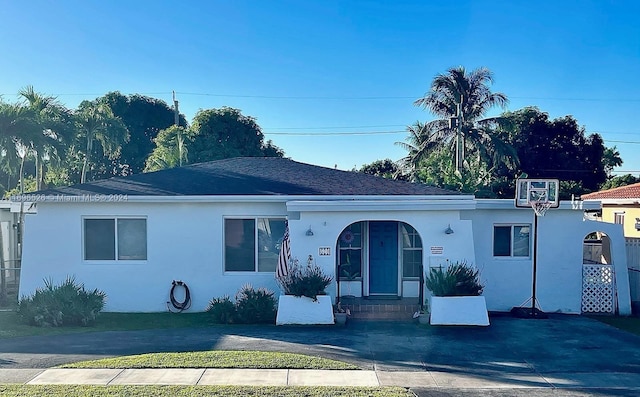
<box><xmin>0</xmin><ymin>385</ymin><xmax>412</xmax><ymax>397</ymax></box>
<box><xmin>592</xmin><ymin>315</ymin><xmax>640</xmax><ymax>336</ymax></box>
<box><xmin>60</xmin><ymin>351</ymin><xmax>358</xmax><ymax>370</ymax></box>
<box><xmin>0</xmin><ymin>311</ymin><xmax>217</xmax><ymax>339</ymax></box>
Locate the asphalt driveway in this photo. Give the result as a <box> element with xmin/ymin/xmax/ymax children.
<box><xmin>1</xmin><ymin>314</ymin><xmax>640</xmax><ymax>395</ymax></box>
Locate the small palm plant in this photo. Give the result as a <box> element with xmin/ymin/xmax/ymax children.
<box><xmin>425</xmin><ymin>261</ymin><xmax>484</xmax><ymax>297</ymax></box>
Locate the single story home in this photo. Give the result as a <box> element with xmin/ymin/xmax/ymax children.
<box><xmin>17</xmin><ymin>157</ymin><xmax>631</xmax><ymax>315</ymax></box>
<box><xmin>582</xmin><ymin>182</ymin><xmax>640</xmax><ymax>238</ymax></box>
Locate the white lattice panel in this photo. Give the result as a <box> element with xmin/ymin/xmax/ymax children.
<box><xmin>582</xmin><ymin>264</ymin><xmax>615</xmax><ymax>314</ymax></box>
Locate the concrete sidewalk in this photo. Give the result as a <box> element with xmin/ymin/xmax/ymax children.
<box><xmin>3</xmin><ymin>368</ymin><xmax>640</xmax><ymax>389</ymax></box>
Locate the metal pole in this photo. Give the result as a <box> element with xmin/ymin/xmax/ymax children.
<box><xmin>419</xmin><ymin>264</ymin><xmax>424</xmax><ymax>311</ymax></box>
<box><xmin>531</xmin><ymin>213</ymin><xmax>538</xmax><ymax>316</ymax></box>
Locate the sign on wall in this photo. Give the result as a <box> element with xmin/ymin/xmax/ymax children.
<box><xmin>430</xmin><ymin>246</ymin><xmax>444</xmax><ymax>255</ymax></box>
<box><xmin>318</xmin><ymin>247</ymin><xmax>331</xmax><ymax>256</ymax></box>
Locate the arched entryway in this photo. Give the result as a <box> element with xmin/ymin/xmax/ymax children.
<box><xmin>582</xmin><ymin>232</ymin><xmax>616</xmax><ymax>314</ymax></box>
<box><xmin>336</xmin><ymin>221</ymin><xmax>423</xmax><ymax>299</ymax></box>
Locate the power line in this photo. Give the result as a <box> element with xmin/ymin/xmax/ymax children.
<box><xmin>263</xmin><ymin>124</ymin><xmax>406</xmax><ymax>130</ymax></box>
<box><xmin>4</xmin><ymin>90</ymin><xmax>639</xmax><ymax>103</ymax></box>
<box><xmin>264</xmin><ymin>130</ymin><xmax>404</xmax><ymax>136</ymax></box>
<box><xmin>605</xmin><ymin>140</ymin><xmax>640</xmax><ymax>145</ymax></box>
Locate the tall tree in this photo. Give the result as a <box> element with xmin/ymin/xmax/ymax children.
<box><xmin>17</xmin><ymin>86</ymin><xmax>72</xmax><ymax>190</ymax></box>
<box><xmin>144</xmin><ymin>125</ymin><xmax>191</xmax><ymax>172</ymax></box>
<box><xmin>602</xmin><ymin>146</ymin><xmax>623</xmax><ymax>177</ymax></box>
<box><xmin>395</xmin><ymin>120</ymin><xmax>444</xmax><ymax>181</ymax></box>
<box><xmin>498</xmin><ymin>107</ymin><xmax>610</xmax><ymax>196</ymax></box>
<box><xmin>100</xmin><ymin>92</ymin><xmax>187</xmax><ymax>174</ymax></box>
<box><xmin>188</xmin><ymin>107</ymin><xmax>283</xmax><ymax>163</ymax></box>
<box><xmin>413</xmin><ymin>66</ymin><xmax>515</xmax><ymax>174</ymax></box>
<box><xmin>359</xmin><ymin>159</ymin><xmax>406</xmax><ymax>180</ymax></box>
<box><xmin>600</xmin><ymin>174</ymin><xmax>640</xmax><ymax>190</ymax></box>
<box><xmin>74</xmin><ymin>100</ymin><xmax>129</xmax><ymax>183</ymax></box>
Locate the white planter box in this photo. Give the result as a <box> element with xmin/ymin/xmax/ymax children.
<box><xmin>429</xmin><ymin>296</ymin><xmax>490</xmax><ymax>326</ymax></box>
<box><xmin>276</xmin><ymin>295</ymin><xmax>334</xmax><ymax>325</ymax></box>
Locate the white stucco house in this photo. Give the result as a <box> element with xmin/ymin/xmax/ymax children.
<box><xmin>16</xmin><ymin>157</ymin><xmax>631</xmax><ymax>315</ymax></box>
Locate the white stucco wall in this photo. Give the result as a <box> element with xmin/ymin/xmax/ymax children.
<box><xmin>19</xmin><ymin>198</ymin><xmax>630</xmax><ymax>315</ymax></box>
<box><xmin>465</xmin><ymin>203</ymin><xmax>631</xmax><ymax>315</ymax></box>
<box><xmin>19</xmin><ymin>201</ymin><xmax>288</xmax><ymax>312</ymax></box>
<box><xmin>286</xmin><ymin>204</ymin><xmax>475</xmax><ymax>300</ymax></box>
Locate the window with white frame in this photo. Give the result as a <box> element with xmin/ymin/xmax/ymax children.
<box><xmin>224</xmin><ymin>218</ymin><xmax>286</xmax><ymax>272</ymax></box>
<box><xmin>84</xmin><ymin>218</ymin><xmax>147</xmax><ymax>261</ymax></box>
<box><xmin>338</xmin><ymin>222</ymin><xmax>363</xmax><ymax>280</ymax></box>
<box><xmin>401</xmin><ymin>223</ymin><xmax>423</xmax><ymax>278</ymax></box>
<box><xmin>614</xmin><ymin>212</ymin><xmax>625</xmax><ymax>225</ymax></box>
<box><xmin>493</xmin><ymin>224</ymin><xmax>530</xmax><ymax>257</ymax></box>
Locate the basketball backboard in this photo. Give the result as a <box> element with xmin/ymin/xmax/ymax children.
<box><xmin>515</xmin><ymin>179</ymin><xmax>560</xmax><ymax>209</ymax></box>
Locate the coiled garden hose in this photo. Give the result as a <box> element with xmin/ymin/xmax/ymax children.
<box><xmin>167</xmin><ymin>280</ymin><xmax>191</xmax><ymax>313</ymax></box>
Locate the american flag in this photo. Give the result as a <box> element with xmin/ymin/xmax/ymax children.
<box><xmin>276</xmin><ymin>222</ymin><xmax>291</xmax><ymax>279</ymax></box>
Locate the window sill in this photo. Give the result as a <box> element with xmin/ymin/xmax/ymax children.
<box><xmin>83</xmin><ymin>260</ymin><xmax>148</xmax><ymax>265</ymax></box>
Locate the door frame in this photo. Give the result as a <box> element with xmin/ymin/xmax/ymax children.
<box><xmin>363</xmin><ymin>221</ymin><xmax>403</xmax><ymax>298</ymax></box>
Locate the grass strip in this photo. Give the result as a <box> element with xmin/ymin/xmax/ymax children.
<box><xmin>60</xmin><ymin>351</ymin><xmax>358</xmax><ymax>370</ymax></box>
<box><xmin>592</xmin><ymin>316</ymin><xmax>640</xmax><ymax>336</ymax></box>
<box><xmin>0</xmin><ymin>311</ymin><xmax>217</xmax><ymax>339</ymax></box>
<box><xmin>0</xmin><ymin>385</ymin><xmax>412</xmax><ymax>397</ymax></box>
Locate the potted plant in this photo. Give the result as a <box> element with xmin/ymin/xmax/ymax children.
<box><xmin>275</xmin><ymin>255</ymin><xmax>335</xmax><ymax>325</ymax></box>
<box><xmin>413</xmin><ymin>299</ymin><xmax>430</xmax><ymax>325</ymax></box>
<box><xmin>424</xmin><ymin>261</ymin><xmax>489</xmax><ymax>326</ymax></box>
<box><xmin>334</xmin><ymin>302</ymin><xmax>350</xmax><ymax>325</ymax></box>
<box><xmin>339</xmin><ymin>253</ymin><xmax>360</xmax><ymax>299</ymax></box>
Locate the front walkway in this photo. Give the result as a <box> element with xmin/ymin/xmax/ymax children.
<box><xmin>1</xmin><ymin>367</ymin><xmax>640</xmax><ymax>389</ymax></box>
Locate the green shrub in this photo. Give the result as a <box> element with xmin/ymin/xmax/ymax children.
<box><xmin>205</xmin><ymin>295</ymin><xmax>236</xmax><ymax>324</ymax></box>
<box><xmin>425</xmin><ymin>261</ymin><xmax>484</xmax><ymax>297</ymax></box>
<box><xmin>276</xmin><ymin>255</ymin><xmax>333</xmax><ymax>300</ymax></box>
<box><xmin>207</xmin><ymin>285</ymin><xmax>277</xmax><ymax>324</ymax></box>
<box><xmin>17</xmin><ymin>276</ymin><xmax>106</xmax><ymax>327</ymax></box>
<box><xmin>235</xmin><ymin>284</ymin><xmax>277</xmax><ymax>324</ymax></box>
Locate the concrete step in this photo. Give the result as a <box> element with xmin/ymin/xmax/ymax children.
<box><xmin>341</xmin><ymin>301</ymin><xmax>421</xmax><ymax>321</ymax></box>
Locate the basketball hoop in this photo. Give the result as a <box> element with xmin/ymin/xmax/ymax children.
<box><xmin>512</xmin><ymin>178</ymin><xmax>560</xmax><ymax>319</ymax></box>
<box><xmin>530</xmin><ymin>201</ymin><xmax>552</xmax><ymax>217</ymax></box>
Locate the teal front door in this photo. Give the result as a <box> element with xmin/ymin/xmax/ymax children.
<box><xmin>369</xmin><ymin>221</ymin><xmax>398</xmax><ymax>295</ymax></box>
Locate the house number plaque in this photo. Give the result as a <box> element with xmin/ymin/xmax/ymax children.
<box><xmin>318</xmin><ymin>247</ymin><xmax>331</xmax><ymax>256</ymax></box>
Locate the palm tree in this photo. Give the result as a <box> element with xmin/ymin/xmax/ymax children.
<box><xmin>144</xmin><ymin>125</ymin><xmax>190</xmax><ymax>172</ymax></box>
<box><xmin>414</xmin><ymin>66</ymin><xmax>514</xmax><ymax>174</ymax></box>
<box><xmin>18</xmin><ymin>86</ymin><xmax>72</xmax><ymax>190</ymax></box>
<box><xmin>395</xmin><ymin>120</ymin><xmax>446</xmax><ymax>181</ymax></box>
<box><xmin>74</xmin><ymin>100</ymin><xmax>129</xmax><ymax>183</ymax></box>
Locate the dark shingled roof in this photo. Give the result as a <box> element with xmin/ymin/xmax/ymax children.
<box><xmin>40</xmin><ymin>157</ymin><xmax>460</xmax><ymax>196</ymax></box>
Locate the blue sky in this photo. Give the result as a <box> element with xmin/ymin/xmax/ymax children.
<box><xmin>1</xmin><ymin>0</ymin><xmax>639</xmax><ymax>175</ymax></box>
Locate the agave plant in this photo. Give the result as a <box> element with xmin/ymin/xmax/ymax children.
<box><xmin>425</xmin><ymin>261</ymin><xmax>484</xmax><ymax>297</ymax></box>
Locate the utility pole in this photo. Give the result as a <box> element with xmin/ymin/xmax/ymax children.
<box><xmin>455</xmin><ymin>95</ymin><xmax>464</xmax><ymax>174</ymax></box>
<box><xmin>172</xmin><ymin>91</ymin><xmax>179</xmax><ymax>126</ymax></box>
<box><xmin>172</xmin><ymin>91</ymin><xmax>184</xmax><ymax>167</ymax></box>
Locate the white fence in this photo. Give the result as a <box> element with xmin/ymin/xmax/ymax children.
<box><xmin>627</xmin><ymin>238</ymin><xmax>640</xmax><ymax>302</ymax></box>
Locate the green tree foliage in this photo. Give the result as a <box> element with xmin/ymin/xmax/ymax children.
<box><xmin>144</xmin><ymin>126</ymin><xmax>191</xmax><ymax>172</ymax></box>
<box><xmin>100</xmin><ymin>92</ymin><xmax>187</xmax><ymax>174</ymax></box>
<box><xmin>416</xmin><ymin>149</ymin><xmax>496</xmax><ymax>197</ymax></box>
<box><xmin>412</xmin><ymin>66</ymin><xmax>516</xmax><ymax>176</ymax></box>
<box><xmin>17</xmin><ymin>87</ymin><xmax>73</xmax><ymax>190</ymax></box>
<box><xmin>74</xmin><ymin>100</ymin><xmax>129</xmax><ymax>183</ymax></box>
<box><xmin>359</xmin><ymin>159</ymin><xmax>406</xmax><ymax>180</ymax></box>
<box><xmin>188</xmin><ymin>107</ymin><xmax>283</xmax><ymax>163</ymax></box>
<box><xmin>602</xmin><ymin>146</ymin><xmax>623</xmax><ymax>177</ymax></box>
<box><xmin>497</xmin><ymin>107</ymin><xmax>609</xmax><ymax>198</ymax></box>
<box><xmin>600</xmin><ymin>174</ymin><xmax>640</xmax><ymax>190</ymax></box>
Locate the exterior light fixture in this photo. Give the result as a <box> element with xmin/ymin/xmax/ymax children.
<box><xmin>445</xmin><ymin>224</ymin><xmax>454</xmax><ymax>235</ymax></box>
<box><xmin>635</xmin><ymin>218</ymin><xmax>640</xmax><ymax>231</ymax></box>
<box><xmin>306</xmin><ymin>226</ymin><xmax>314</xmax><ymax>236</ymax></box>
